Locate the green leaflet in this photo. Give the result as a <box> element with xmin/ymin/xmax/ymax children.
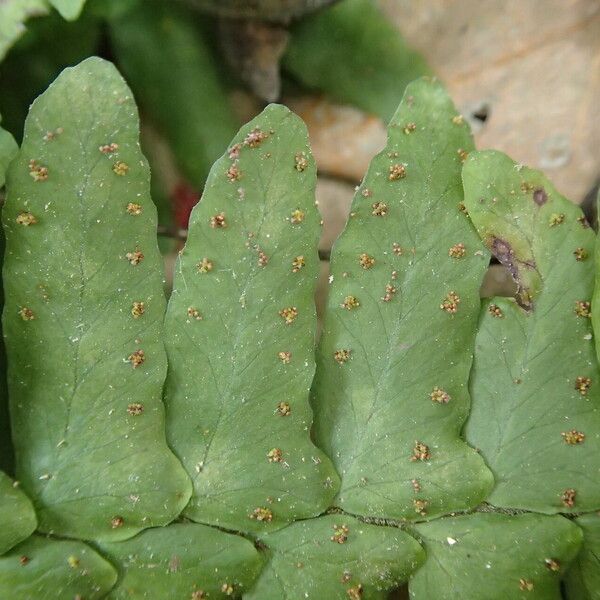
<box><xmin>0</xmin><ymin>119</ymin><xmax>18</xmax><ymax>188</ymax></box>
<box><xmin>2</xmin><ymin>57</ymin><xmax>191</xmax><ymax>541</ymax></box>
<box><xmin>49</xmin><ymin>0</ymin><xmax>86</xmax><ymax>20</ymax></box>
<box><xmin>0</xmin><ymin>472</ymin><xmax>36</xmax><ymax>555</ymax></box>
<box><xmin>409</xmin><ymin>512</ymin><xmax>582</xmax><ymax>600</ymax></box>
<box><xmin>164</xmin><ymin>104</ymin><xmax>339</xmax><ymax>534</ymax></box>
<box><xmin>463</xmin><ymin>150</ymin><xmax>600</xmax><ymax>513</ymax></box>
<box><xmin>109</xmin><ymin>2</ymin><xmax>238</xmax><ymax>189</ymax></box>
<box><xmin>246</xmin><ymin>514</ymin><xmax>424</xmax><ymax>600</ymax></box>
<box><xmin>0</xmin><ymin>0</ymin><xmax>48</xmax><ymax>62</ymax></box>
<box><xmin>284</xmin><ymin>0</ymin><xmax>430</xmax><ymax>122</ymax></box>
<box><xmin>565</xmin><ymin>514</ymin><xmax>600</xmax><ymax>600</ymax></box>
<box><xmin>0</xmin><ymin>535</ymin><xmax>117</xmax><ymax>598</ymax></box>
<box><xmin>311</xmin><ymin>78</ymin><xmax>493</xmax><ymax>521</ymax></box>
<box><xmin>99</xmin><ymin>523</ymin><xmax>262</xmax><ymax>598</ymax></box>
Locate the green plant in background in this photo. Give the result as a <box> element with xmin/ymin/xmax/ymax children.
<box><xmin>0</xmin><ymin>42</ymin><xmax>599</xmax><ymax>600</ymax></box>
<box><xmin>0</xmin><ymin>0</ymin><xmax>430</xmax><ymax>237</ymax></box>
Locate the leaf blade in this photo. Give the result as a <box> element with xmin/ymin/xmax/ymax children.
<box><xmin>565</xmin><ymin>514</ymin><xmax>600</xmax><ymax>600</ymax></box>
<box><xmin>463</xmin><ymin>150</ymin><xmax>600</xmax><ymax>513</ymax></box>
<box><xmin>410</xmin><ymin>513</ymin><xmax>582</xmax><ymax>600</ymax></box>
<box><xmin>0</xmin><ymin>535</ymin><xmax>117</xmax><ymax>598</ymax></box>
<box><xmin>246</xmin><ymin>514</ymin><xmax>424</xmax><ymax>600</ymax></box>
<box><xmin>312</xmin><ymin>77</ymin><xmax>493</xmax><ymax>521</ymax></box>
<box><xmin>0</xmin><ymin>471</ymin><xmax>36</xmax><ymax>555</ymax></box>
<box><xmin>2</xmin><ymin>57</ymin><xmax>191</xmax><ymax>541</ymax></box>
<box><xmin>100</xmin><ymin>523</ymin><xmax>262</xmax><ymax>599</ymax></box>
<box><xmin>164</xmin><ymin>104</ymin><xmax>339</xmax><ymax>534</ymax></box>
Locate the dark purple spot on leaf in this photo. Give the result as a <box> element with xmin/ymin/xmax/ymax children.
<box><xmin>533</xmin><ymin>187</ymin><xmax>547</xmax><ymax>206</ymax></box>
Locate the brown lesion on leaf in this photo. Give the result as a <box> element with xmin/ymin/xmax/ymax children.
<box><xmin>358</xmin><ymin>253</ymin><xmax>375</xmax><ymax>269</ymax></box>
<box><xmin>257</xmin><ymin>249</ymin><xmax>269</xmax><ymax>267</ymax></box>
<box><xmin>334</xmin><ymin>349</ymin><xmax>351</xmax><ymax>364</ymax></box>
<box><xmin>574</xmin><ymin>376</ymin><xmax>591</xmax><ymax>396</ymax></box>
<box><xmin>532</xmin><ymin>187</ymin><xmax>548</xmax><ymax>206</ymax></box>
<box><xmin>448</xmin><ymin>243</ymin><xmax>466</xmax><ymax>258</ymax></box>
<box><xmin>331</xmin><ymin>524</ymin><xmax>349</xmax><ymax>544</ymax></box>
<box><xmin>381</xmin><ymin>284</ymin><xmax>396</xmax><ymax>302</ymax></box>
<box><xmin>519</xmin><ymin>579</ymin><xmax>534</xmax><ymax>591</ymax></box>
<box><xmin>549</xmin><ymin>213</ymin><xmax>565</xmax><ymax>227</ymax></box>
<box><xmin>488</xmin><ymin>236</ymin><xmax>537</xmax><ymax>310</ymax></box>
<box><xmin>28</xmin><ymin>159</ymin><xmax>48</xmax><ymax>181</ymax></box>
<box><xmin>291</xmin><ymin>255</ymin><xmax>305</xmax><ymax>272</ymax></box>
<box><xmin>267</xmin><ymin>448</ymin><xmax>283</xmax><ymax>463</ymax></box>
<box><xmin>371</xmin><ymin>202</ymin><xmax>388</xmax><ymax>216</ymax></box>
<box><xmin>275</xmin><ymin>401</ymin><xmax>291</xmax><ymax>416</ymax></box>
<box><xmin>279</xmin><ymin>306</ymin><xmax>298</xmax><ymax>324</ymax></box>
<box><xmin>125</xmin><ymin>250</ymin><xmax>144</xmax><ymax>266</ymax></box>
<box><xmin>430</xmin><ymin>387</ymin><xmax>451</xmax><ymax>404</ymax></box>
<box><xmin>131</xmin><ymin>301</ymin><xmax>145</xmax><ymax>318</ymax></box>
<box><xmin>197</xmin><ymin>258</ymin><xmax>214</xmax><ymax>273</ymax></box>
<box><xmin>19</xmin><ymin>307</ymin><xmax>35</xmax><ymax>321</ymax></box>
<box><xmin>573</xmin><ymin>247</ymin><xmax>588</xmax><ymax>261</ymax></box>
<box><xmin>128</xmin><ymin>349</ymin><xmax>145</xmax><ymax>368</ymax></box>
<box><xmin>110</xmin><ymin>516</ymin><xmax>124</xmax><ymax>528</ymax></box>
<box><xmin>221</xmin><ymin>583</ymin><xmax>235</xmax><ymax>596</ymax></box>
<box><xmin>294</xmin><ymin>152</ymin><xmax>308</xmax><ymax>172</ymax></box>
<box><xmin>210</xmin><ymin>213</ymin><xmax>227</xmax><ymax>229</ymax></box>
<box><xmin>488</xmin><ymin>304</ymin><xmax>504</xmax><ymax>318</ymax></box>
<box><xmin>126</xmin><ymin>202</ymin><xmax>142</xmax><ymax>215</ymax></box>
<box><xmin>278</xmin><ymin>351</ymin><xmax>291</xmax><ymax>364</ymax></box>
<box><xmin>388</xmin><ymin>163</ymin><xmax>406</xmax><ymax>181</ymax></box>
<box><xmin>43</xmin><ymin>127</ymin><xmax>63</xmax><ymax>141</ymax></box>
<box><xmin>226</xmin><ymin>163</ymin><xmax>241</xmax><ymax>182</ymax></box>
<box><xmin>561</xmin><ymin>430</ymin><xmax>585</xmax><ymax>445</ymax></box>
<box><xmin>127</xmin><ymin>403</ymin><xmax>144</xmax><ymax>416</ymax></box>
<box><xmin>244</xmin><ymin>127</ymin><xmax>269</xmax><ymax>148</ymax></box>
<box><xmin>561</xmin><ymin>488</ymin><xmax>576</xmax><ymax>508</ymax></box>
<box><xmin>99</xmin><ymin>142</ymin><xmax>119</xmax><ymax>154</ymax></box>
<box><xmin>544</xmin><ymin>558</ymin><xmax>560</xmax><ymax>572</ymax></box>
<box><xmin>411</xmin><ymin>441</ymin><xmax>431</xmax><ymax>461</ymax></box>
<box><xmin>341</xmin><ymin>296</ymin><xmax>360</xmax><ymax>310</ymax></box>
<box><xmin>413</xmin><ymin>498</ymin><xmax>428</xmax><ymax>515</ymax></box>
<box><xmin>577</xmin><ymin>215</ymin><xmax>590</xmax><ymax>228</ymax></box>
<box><xmin>440</xmin><ymin>291</ymin><xmax>460</xmax><ymax>314</ymax></box>
<box><xmin>249</xmin><ymin>507</ymin><xmax>273</xmax><ymax>522</ymax></box>
<box><xmin>16</xmin><ymin>211</ymin><xmax>37</xmax><ymax>226</ymax></box>
<box><xmin>574</xmin><ymin>300</ymin><xmax>591</xmax><ymax>318</ymax></box>
<box><xmin>187</xmin><ymin>307</ymin><xmax>202</xmax><ymax>321</ymax></box>
<box><xmin>290</xmin><ymin>209</ymin><xmax>305</xmax><ymax>224</ymax></box>
<box><xmin>457</xmin><ymin>148</ymin><xmax>469</xmax><ymax>162</ymax></box>
<box><xmin>347</xmin><ymin>584</ymin><xmax>363</xmax><ymax>599</ymax></box>
<box><xmin>112</xmin><ymin>161</ymin><xmax>129</xmax><ymax>176</ymax></box>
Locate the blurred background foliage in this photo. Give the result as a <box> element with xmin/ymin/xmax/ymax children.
<box><xmin>2</xmin><ymin>0</ymin><xmax>597</xmax><ymax>256</ymax></box>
